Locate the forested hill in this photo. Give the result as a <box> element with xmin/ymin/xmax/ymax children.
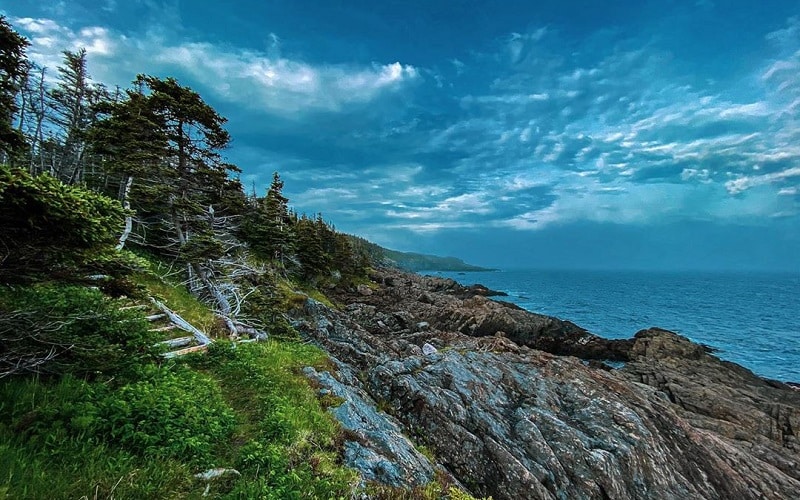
<box><xmin>382</xmin><ymin>251</ymin><xmax>494</xmax><ymax>272</ymax></box>
<box><xmin>348</xmin><ymin>236</ymin><xmax>494</xmax><ymax>272</ymax></box>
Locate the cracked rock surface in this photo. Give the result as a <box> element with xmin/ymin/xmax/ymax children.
<box><xmin>291</xmin><ymin>268</ymin><xmax>800</xmax><ymax>499</ymax></box>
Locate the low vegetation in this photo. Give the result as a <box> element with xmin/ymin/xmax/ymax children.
<box><xmin>0</xmin><ymin>284</ymin><xmax>358</xmax><ymax>498</ymax></box>
<box><xmin>351</xmin><ymin>237</ymin><xmax>493</xmax><ymax>273</ymax></box>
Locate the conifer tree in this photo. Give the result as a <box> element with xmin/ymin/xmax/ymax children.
<box><xmin>0</xmin><ymin>16</ymin><xmax>29</xmax><ymax>162</ymax></box>
<box><xmin>132</xmin><ymin>75</ymin><xmax>234</xmax><ymax>252</ymax></box>
<box><xmin>88</xmin><ymin>88</ymin><xmax>168</xmax><ymax>249</ymax></box>
<box><xmin>295</xmin><ymin>214</ymin><xmax>327</xmax><ymax>280</ymax></box>
<box><xmin>48</xmin><ymin>49</ymin><xmax>109</xmax><ymax>184</ymax></box>
<box><xmin>242</xmin><ymin>172</ymin><xmax>296</xmax><ymax>264</ymax></box>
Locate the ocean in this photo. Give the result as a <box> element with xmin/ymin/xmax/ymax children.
<box><xmin>424</xmin><ymin>269</ymin><xmax>800</xmax><ymax>383</ymax></box>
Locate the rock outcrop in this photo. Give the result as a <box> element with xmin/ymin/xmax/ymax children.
<box><xmin>303</xmin><ymin>364</ymin><xmax>436</xmax><ymax>488</ymax></box>
<box><xmin>290</xmin><ymin>268</ymin><xmax>800</xmax><ymax>499</ymax></box>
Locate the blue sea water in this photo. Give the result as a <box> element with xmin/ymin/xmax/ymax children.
<box><xmin>426</xmin><ymin>269</ymin><xmax>800</xmax><ymax>382</ymax></box>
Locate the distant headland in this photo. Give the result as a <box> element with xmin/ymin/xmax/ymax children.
<box><xmin>347</xmin><ymin>236</ymin><xmax>495</xmax><ymax>272</ymax></box>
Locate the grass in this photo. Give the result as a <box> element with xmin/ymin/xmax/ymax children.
<box><xmin>0</xmin><ymin>375</ymin><xmax>198</xmax><ymax>499</ymax></box>
<box><xmin>192</xmin><ymin>341</ymin><xmax>357</xmax><ymax>498</ymax></box>
<box><xmin>366</xmin><ymin>481</ymin><xmax>490</xmax><ymax>500</ymax></box>
<box><xmin>0</xmin><ymin>340</ymin><xmax>358</xmax><ymax>499</ymax></box>
<box><xmin>0</xmin><ymin>267</ymin><xmax>357</xmax><ymax>499</ymax></box>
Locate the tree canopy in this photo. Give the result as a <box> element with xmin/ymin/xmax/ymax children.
<box><xmin>0</xmin><ymin>16</ymin><xmax>30</xmax><ymax>160</ymax></box>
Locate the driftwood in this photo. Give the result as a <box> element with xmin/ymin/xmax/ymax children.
<box><xmin>162</xmin><ymin>344</ymin><xmax>209</xmax><ymax>359</ymax></box>
<box><xmin>119</xmin><ymin>304</ymin><xmax>148</xmax><ymax>311</ymax></box>
<box><xmin>197</xmin><ymin>270</ymin><xmax>238</xmax><ymax>338</ymax></box>
<box><xmin>149</xmin><ymin>298</ymin><xmax>212</xmax><ymax>345</ymax></box>
<box><xmin>149</xmin><ymin>324</ymin><xmax>178</xmax><ymax>332</ymax></box>
<box><xmin>233</xmin><ymin>321</ymin><xmax>268</xmax><ymax>340</ymax></box>
<box><xmin>143</xmin><ymin>294</ymin><xmax>266</xmax><ymax>359</ymax></box>
<box><xmin>157</xmin><ymin>336</ymin><xmax>193</xmax><ymax>348</ymax></box>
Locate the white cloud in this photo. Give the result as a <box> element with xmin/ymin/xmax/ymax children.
<box><xmin>409</xmin><ymin>18</ymin><xmax>800</xmax><ymax>235</ymax></box>
<box><xmin>717</xmin><ymin>102</ymin><xmax>770</xmax><ymax>119</ymax></box>
<box><xmin>12</xmin><ymin>16</ymin><xmax>117</xmax><ymax>75</ymax></box>
<box><xmin>499</xmin><ymin>182</ymin><xmax>656</xmax><ymax>230</ymax></box>
<box><xmin>12</xmin><ymin>16</ymin><xmax>419</xmax><ymax>115</ymax></box>
<box><xmin>396</xmin><ymin>185</ymin><xmax>450</xmax><ymax>198</ymax></box>
<box><xmin>681</xmin><ymin>168</ymin><xmax>712</xmax><ymax>183</ymax></box>
<box><xmin>390</xmin><ymin>221</ymin><xmax>480</xmax><ymax>233</ymax></box>
<box><xmin>725</xmin><ymin>166</ymin><xmax>800</xmax><ymax>194</ymax></box>
<box><xmin>152</xmin><ymin>43</ymin><xmax>419</xmax><ymax>113</ymax></box>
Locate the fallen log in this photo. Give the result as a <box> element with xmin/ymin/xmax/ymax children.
<box><xmin>149</xmin><ymin>298</ymin><xmax>212</xmax><ymax>345</ymax></box>
<box><xmin>162</xmin><ymin>344</ymin><xmax>208</xmax><ymax>359</ymax></box>
<box><xmin>157</xmin><ymin>336</ymin><xmax>194</xmax><ymax>348</ymax></box>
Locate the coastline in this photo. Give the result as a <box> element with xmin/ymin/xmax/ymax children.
<box><xmin>425</xmin><ymin>268</ymin><xmax>800</xmax><ymax>383</ymax></box>
<box><xmin>288</xmin><ymin>266</ymin><xmax>800</xmax><ymax>499</ymax></box>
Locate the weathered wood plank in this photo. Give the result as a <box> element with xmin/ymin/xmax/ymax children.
<box><xmin>157</xmin><ymin>336</ymin><xmax>194</xmax><ymax>348</ymax></box>
<box><xmin>162</xmin><ymin>344</ymin><xmax>208</xmax><ymax>359</ymax></box>
<box><xmin>149</xmin><ymin>324</ymin><xmax>178</xmax><ymax>332</ymax></box>
<box><xmin>149</xmin><ymin>298</ymin><xmax>213</xmax><ymax>345</ymax></box>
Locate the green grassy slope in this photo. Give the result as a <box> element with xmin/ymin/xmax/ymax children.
<box><xmin>0</xmin><ymin>268</ymin><xmax>485</xmax><ymax>499</ymax></box>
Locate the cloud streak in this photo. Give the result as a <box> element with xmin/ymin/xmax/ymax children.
<box><xmin>388</xmin><ymin>18</ymin><xmax>800</xmax><ymax>231</ymax></box>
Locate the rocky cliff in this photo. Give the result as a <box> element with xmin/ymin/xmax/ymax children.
<box><xmin>289</xmin><ymin>268</ymin><xmax>800</xmax><ymax>499</ymax></box>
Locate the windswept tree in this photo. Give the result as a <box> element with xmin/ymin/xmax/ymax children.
<box><xmin>48</xmin><ymin>49</ymin><xmax>110</xmax><ymax>184</ymax></box>
<box><xmin>88</xmin><ymin>87</ymin><xmax>168</xmax><ymax>249</ymax></box>
<box><xmin>132</xmin><ymin>75</ymin><xmax>236</xmax><ymax>248</ymax></box>
<box><xmin>119</xmin><ymin>76</ymin><xmax>246</xmax><ymax>334</ymax></box>
<box><xmin>0</xmin><ymin>16</ymin><xmax>30</xmax><ymax>162</ymax></box>
<box><xmin>295</xmin><ymin>214</ymin><xmax>329</xmax><ymax>280</ymax></box>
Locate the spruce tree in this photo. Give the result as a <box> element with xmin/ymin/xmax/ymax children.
<box><xmin>0</xmin><ymin>16</ymin><xmax>29</xmax><ymax>162</ymax></box>
<box><xmin>242</xmin><ymin>172</ymin><xmax>296</xmax><ymax>264</ymax></box>
<box><xmin>126</xmin><ymin>75</ymin><xmax>235</xmax><ymax>258</ymax></box>
<box><xmin>295</xmin><ymin>214</ymin><xmax>327</xmax><ymax>280</ymax></box>
<box><xmin>88</xmin><ymin>88</ymin><xmax>168</xmax><ymax>249</ymax></box>
<box><xmin>48</xmin><ymin>49</ymin><xmax>109</xmax><ymax>184</ymax></box>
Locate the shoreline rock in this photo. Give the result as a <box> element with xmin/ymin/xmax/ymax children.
<box><xmin>291</xmin><ymin>268</ymin><xmax>800</xmax><ymax>499</ymax></box>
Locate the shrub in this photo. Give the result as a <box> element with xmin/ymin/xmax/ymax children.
<box><xmin>96</xmin><ymin>367</ymin><xmax>236</xmax><ymax>464</ymax></box>
<box><xmin>0</xmin><ymin>285</ymin><xmax>159</xmax><ymax>377</ymax></box>
<box><xmin>0</xmin><ymin>166</ymin><xmax>129</xmax><ymax>284</ymax></box>
<box><xmin>0</xmin><ymin>373</ymin><xmax>210</xmax><ymax>498</ymax></box>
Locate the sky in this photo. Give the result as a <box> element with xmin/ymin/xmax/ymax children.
<box><xmin>4</xmin><ymin>0</ymin><xmax>800</xmax><ymax>271</ymax></box>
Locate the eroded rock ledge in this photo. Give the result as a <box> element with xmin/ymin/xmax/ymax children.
<box><xmin>290</xmin><ymin>268</ymin><xmax>800</xmax><ymax>499</ymax></box>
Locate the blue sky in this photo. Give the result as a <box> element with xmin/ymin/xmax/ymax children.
<box><xmin>5</xmin><ymin>0</ymin><xmax>800</xmax><ymax>271</ymax></box>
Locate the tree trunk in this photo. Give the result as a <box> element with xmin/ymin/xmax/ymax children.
<box><xmin>195</xmin><ymin>263</ymin><xmax>238</xmax><ymax>338</ymax></box>
<box><xmin>29</xmin><ymin>67</ymin><xmax>47</xmax><ymax>175</ymax></box>
<box><xmin>115</xmin><ymin>175</ymin><xmax>134</xmax><ymax>250</ymax></box>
